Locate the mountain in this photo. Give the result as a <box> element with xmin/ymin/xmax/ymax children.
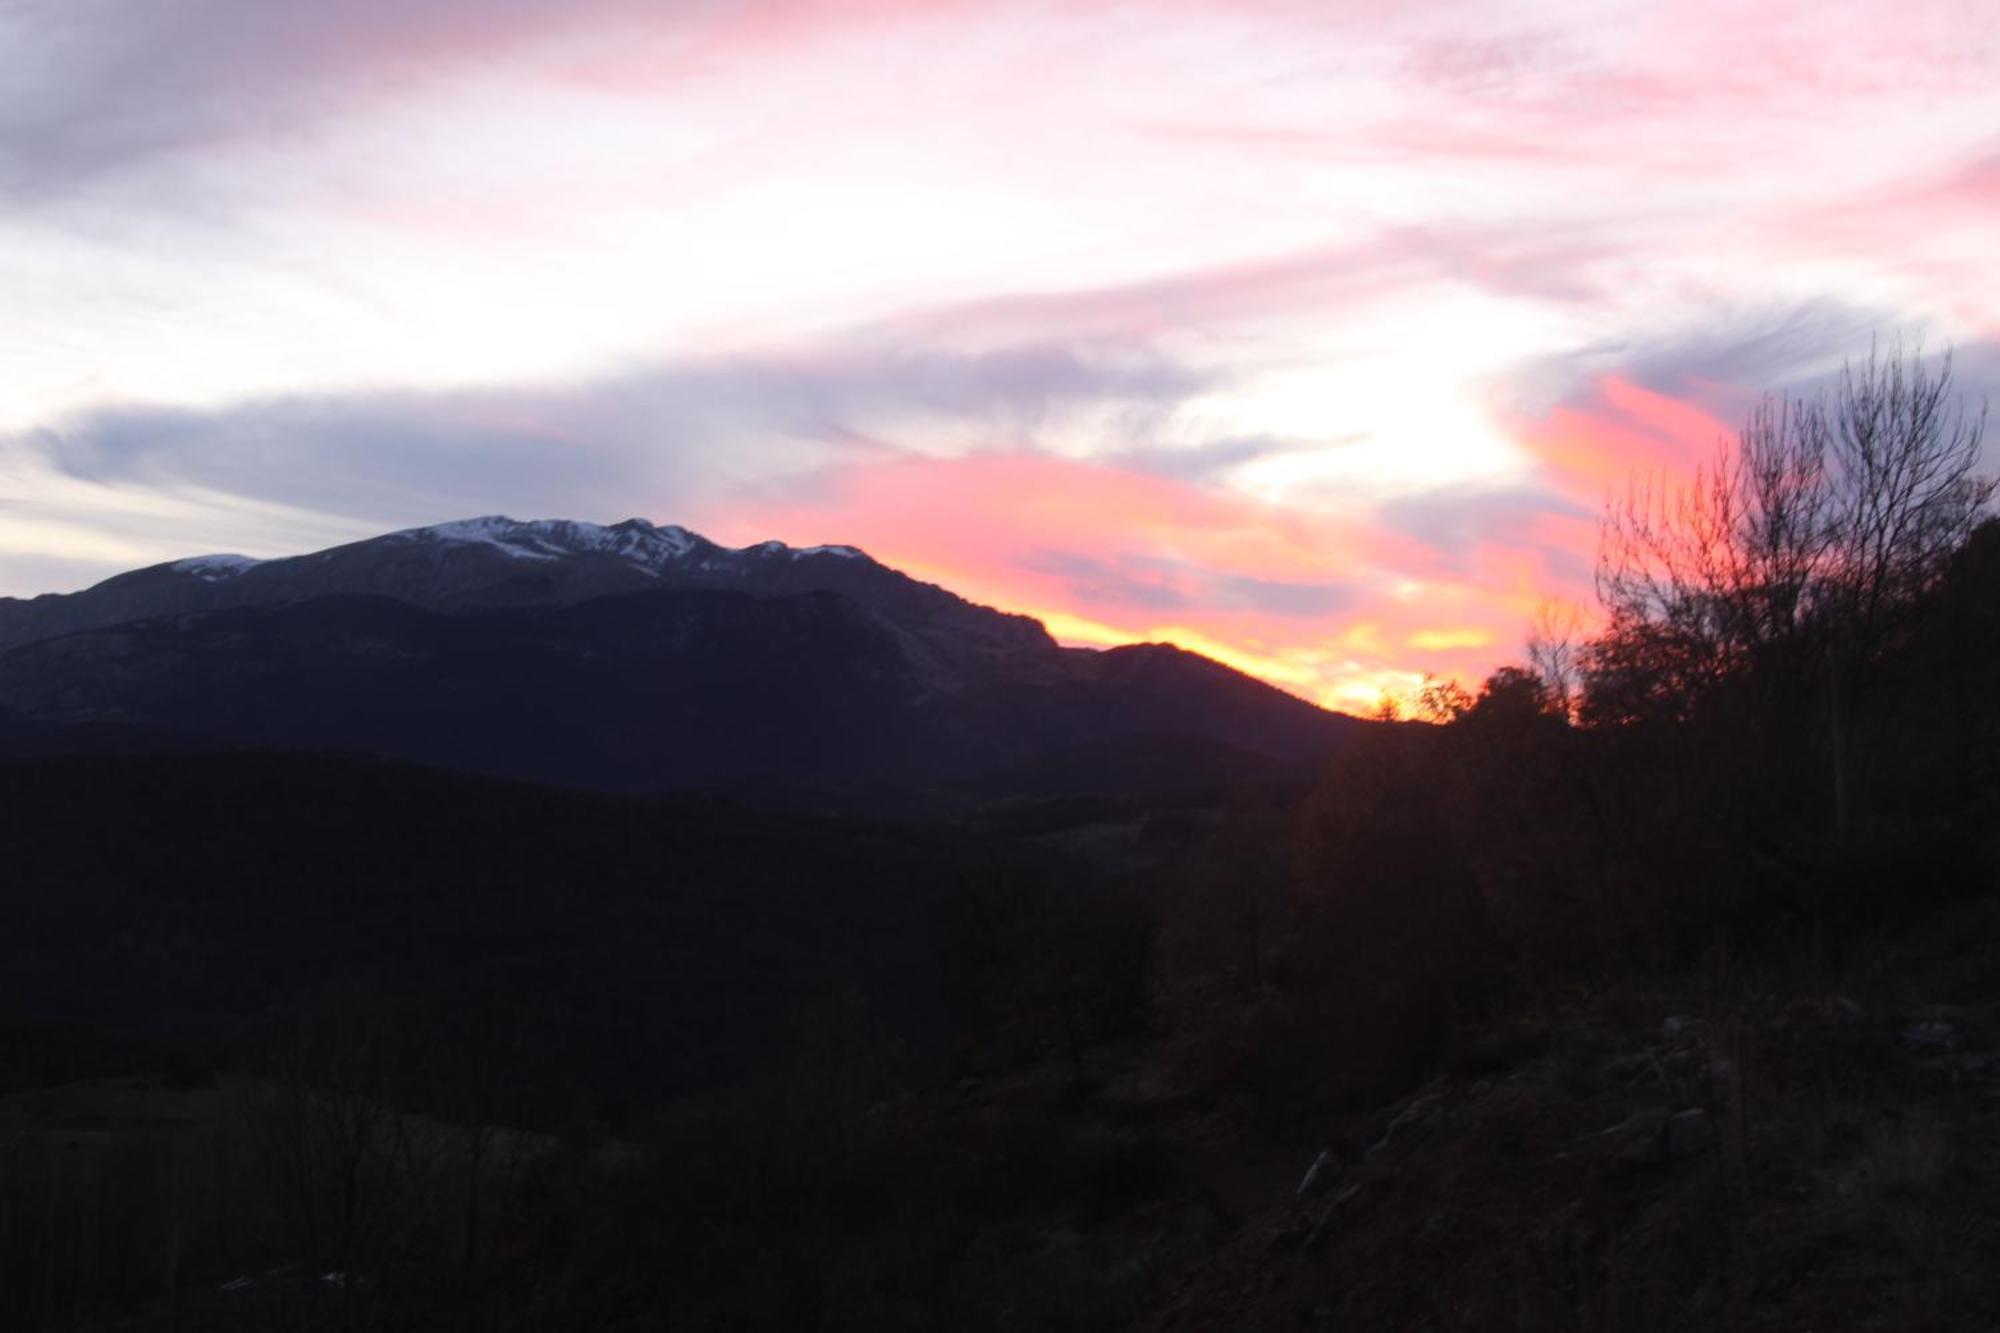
<box><xmin>0</xmin><ymin>516</ymin><xmax>1052</xmax><ymax>680</ymax></box>
<box><xmin>0</xmin><ymin>517</ymin><xmax>1357</xmax><ymax>803</ymax></box>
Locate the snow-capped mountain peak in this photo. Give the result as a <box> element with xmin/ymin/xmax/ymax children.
<box><xmin>0</xmin><ymin>516</ymin><xmax>923</xmax><ymax>660</ymax></box>
<box><xmin>382</xmin><ymin>516</ymin><xmax>869</xmax><ymax>573</ymax></box>
<box><xmin>379</xmin><ymin>515</ymin><xmax>700</xmax><ymax>570</ymax></box>
<box><xmin>169</xmin><ymin>554</ymin><xmax>262</xmax><ymax>582</ymax></box>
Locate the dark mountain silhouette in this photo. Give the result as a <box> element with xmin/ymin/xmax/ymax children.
<box><xmin>0</xmin><ymin>517</ymin><xmax>1356</xmax><ymax>802</ymax></box>
<box><xmin>0</xmin><ymin>516</ymin><xmax>1050</xmax><ymax>672</ymax></box>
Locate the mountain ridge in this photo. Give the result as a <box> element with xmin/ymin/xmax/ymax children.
<box><xmin>0</xmin><ymin>516</ymin><xmax>1055</xmax><ymax>672</ymax></box>
<box><xmin>0</xmin><ymin>516</ymin><xmax>1358</xmax><ymax>805</ymax></box>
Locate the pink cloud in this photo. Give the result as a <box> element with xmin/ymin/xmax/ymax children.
<box><xmin>703</xmin><ymin>449</ymin><xmax>1602</xmax><ymax>710</ymax></box>
<box><xmin>710</xmin><ymin>452</ymin><xmax>1360</xmax><ymax>589</ymax></box>
<box><xmin>1507</xmin><ymin>374</ymin><xmax>1742</xmax><ymax>499</ymax></box>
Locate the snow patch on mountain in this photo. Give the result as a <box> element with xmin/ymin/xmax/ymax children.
<box><xmin>397</xmin><ymin>516</ymin><xmax>566</xmax><ymax>562</ymax></box>
<box><xmin>386</xmin><ymin>516</ymin><xmax>870</xmax><ymax>572</ymax></box>
<box><xmin>171</xmin><ymin>554</ymin><xmax>261</xmax><ymax>581</ymax></box>
<box><xmin>737</xmin><ymin>538</ymin><xmax>871</xmax><ymax>562</ymax></box>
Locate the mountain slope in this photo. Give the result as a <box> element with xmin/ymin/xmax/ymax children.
<box><xmin>0</xmin><ymin>516</ymin><xmax>1053</xmax><ymax>678</ymax></box>
<box><xmin>0</xmin><ymin>517</ymin><xmax>1359</xmax><ymax>802</ymax></box>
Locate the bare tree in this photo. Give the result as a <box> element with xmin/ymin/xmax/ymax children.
<box><xmin>1590</xmin><ymin>342</ymin><xmax>1992</xmax><ymax>832</ymax></box>
<box><xmin>1526</xmin><ymin>600</ymin><xmax>1586</xmax><ymax>722</ymax></box>
<box><xmin>1414</xmin><ymin>674</ymin><xmax>1473</xmax><ymax>725</ymax></box>
<box><xmin>1819</xmin><ymin>348</ymin><xmax>1993</xmax><ymax>828</ymax></box>
<box><xmin>1596</xmin><ymin>392</ymin><xmax>1837</xmax><ymax>679</ymax></box>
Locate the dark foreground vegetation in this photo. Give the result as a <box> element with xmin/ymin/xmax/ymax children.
<box><xmin>3</xmin><ymin>347</ymin><xmax>1997</xmax><ymax>1330</ymax></box>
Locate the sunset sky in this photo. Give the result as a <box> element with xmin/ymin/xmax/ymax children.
<box><xmin>3</xmin><ymin>0</ymin><xmax>1996</xmax><ymax>711</ymax></box>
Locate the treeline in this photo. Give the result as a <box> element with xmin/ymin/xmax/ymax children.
<box><xmin>0</xmin><ymin>754</ymin><xmax>1159</xmax><ymax>1330</ymax></box>
<box><xmin>1277</xmin><ymin>347</ymin><xmax>1997</xmax><ymax>1092</ymax></box>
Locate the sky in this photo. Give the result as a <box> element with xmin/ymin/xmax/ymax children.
<box><xmin>3</xmin><ymin>0</ymin><xmax>1996</xmax><ymax>712</ymax></box>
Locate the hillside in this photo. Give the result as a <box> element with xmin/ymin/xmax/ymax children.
<box><xmin>0</xmin><ymin>517</ymin><xmax>1358</xmax><ymax>806</ymax></box>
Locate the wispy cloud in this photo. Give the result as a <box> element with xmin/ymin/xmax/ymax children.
<box><xmin>2</xmin><ymin>334</ymin><xmax>1220</xmax><ymax>580</ymax></box>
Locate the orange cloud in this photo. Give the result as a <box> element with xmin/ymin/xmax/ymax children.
<box><xmin>704</xmin><ymin>449</ymin><xmax>1604</xmax><ymax>713</ymax></box>
<box><xmin>1407</xmin><ymin>627</ymin><xmax>1494</xmax><ymax>652</ymax></box>
<box><xmin>715</xmin><ymin>451</ymin><xmax>1364</xmax><ymax>592</ymax></box>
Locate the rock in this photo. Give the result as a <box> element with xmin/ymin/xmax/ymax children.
<box><xmin>1363</xmin><ymin>1089</ymin><xmax>1445</xmax><ymax>1167</ymax></box>
<box><xmin>1606</xmin><ymin>1052</ymin><xmax>1655</xmax><ymax>1080</ymax></box>
<box><xmin>1581</xmin><ymin>1107</ymin><xmax>1669</xmax><ymax>1162</ymax></box>
<box><xmin>1304</xmin><ymin>1183</ymin><xmax>1363</xmax><ymax>1249</ymax></box>
<box><xmin>1268</xmin><ymin>1223</ymin><xmax>1308</xmax><ymax>1251</ymax></box>
<box><xmin>1913</xmin><ymin>1050</ymin><xmax>1997</xmax><ymax>1089</ymax></box>
<box><xmin>1296</xmin><ymin>1148</ymin><xmax>1340</xmax><ymax>1199</ymax></box>
<box><xmin>1788</xmin><ymin>994</ymin><xmax>1869</xmax><ymax>1027</ymax></box>
<box><xmin>1901</xmin><ymin>1021</ymin><xmax>1961</xmax><ymax>1050</ymax></box>
<box><xmin>1664</xmin><ymin>1108</ymin><xmax>1717</xmax><ymax>1159</ymax></box>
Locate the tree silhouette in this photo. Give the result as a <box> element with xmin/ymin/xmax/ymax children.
<box><xmin>1590</xmin><ymin>343</ymin><xmax>1992</xmax><ymax>833</ymax></box>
